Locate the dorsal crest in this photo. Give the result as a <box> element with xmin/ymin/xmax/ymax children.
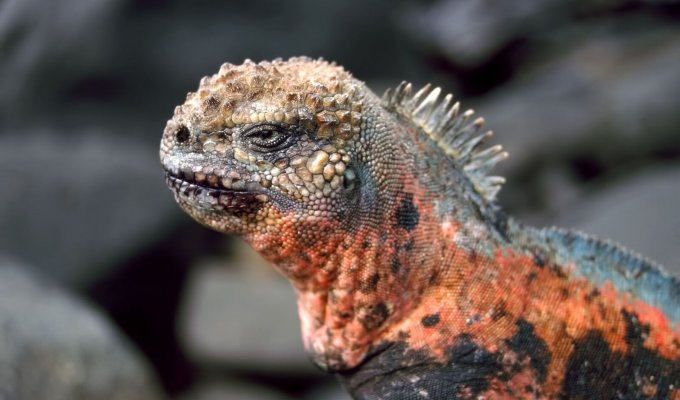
<box><xmin>382</xmin><ymin>82</ymin><xmax>508</xmax><ymax>201</ymax></box>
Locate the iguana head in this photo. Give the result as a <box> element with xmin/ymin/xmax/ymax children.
<box><xmin>160</xmin><ymin>58</ymin><xmax>376</xmax><ymax>268</ymax></box>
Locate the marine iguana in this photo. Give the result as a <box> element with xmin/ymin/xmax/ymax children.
<box><xmin>160</xmin><ymin>57</ymin><xmax>680</xmax><ymax>399</ymax></box>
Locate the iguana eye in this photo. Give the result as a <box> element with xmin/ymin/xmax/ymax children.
<box><xmin>243</xmin><ymin>124</ymin><xmax>293</xmax><ymax>152</ymax></box>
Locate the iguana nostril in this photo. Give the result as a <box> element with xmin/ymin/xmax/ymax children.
<box><xmin>175</xmin><ymin>125</ymin><xmax>190</xmax><ymax>143</ymax></box>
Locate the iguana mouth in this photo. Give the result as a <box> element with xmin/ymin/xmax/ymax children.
<box><xmin>164</xmin><ymin>170</ymin><xmax>268</xmax><ymax>212</ymax></box>
<box><xmin>164</xmin><ymin>168</ymin><xmax>265</xmax><ymax>194</ymax></box>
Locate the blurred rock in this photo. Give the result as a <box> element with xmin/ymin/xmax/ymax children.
<box><xmin>0</xmin><ymin>132</ymin><xmax>179</xmax><ymax>289</ymax></box>
<box><xmin>0</xmin><ymin>0</ymin><xmax>120</xmax><ymax>121</ymax></box>
<box><xmin>0</xmin><ymin>257</ymin><xmax>164</xmax><ymax>400</ymax></box>
<box><xmin>304</xmin><ymin>384</ymin><xmax>353</xmax><ymax>400</ymax></box>
<box><xmin>481</xmin><ymin>17</ymin><xmax>680</xmax><ymax>176</ymax></box>
<box><xmin>404</xmin><ymin>0</ymin><xmax>678</xmax><ymax>67</ymax></box>
<box><xmin>179</xmin><ymin>380</ymin><xmax>292</xmax><ymax>400</ymax></box>
<box><xmin>404</xmin><ymin>0</ymin><xmax>567</xmax><ymax>67</ymax></box>
<box><xmin>179</xmin><ymin>261</ymin><xmax>315</xmax><ymax>372</ymax></box>
<box><xmin>550</xmin><ymin>164</ymin><xmax>680</xmax><ymax>274</ymax></box>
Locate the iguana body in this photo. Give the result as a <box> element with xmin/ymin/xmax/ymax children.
<box><xmin>160</xmin><ymin>58</ymin><xmax>680</xmax><ymax>399</ymax></box>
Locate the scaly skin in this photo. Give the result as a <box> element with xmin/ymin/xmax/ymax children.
<box><xmin>160</xmin><ymin>57</ymin><xmax>680</xmax><ymax>399</ymax></box>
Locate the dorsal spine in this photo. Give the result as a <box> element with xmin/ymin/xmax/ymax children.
<box><xmin>382</xmin><ymin>82</ymin><xmax>508</xmax><ymax>201</ymax></box>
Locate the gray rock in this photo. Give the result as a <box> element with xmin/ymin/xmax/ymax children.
<box><xmin>403</xmin><ymin>0</ymin><xmax>675</xmax><ymax>67</ymax></box>
<box><xmin>304</xmin><ymin>384</ymin><xmax>353</xmax><ymax>400</ymax></box>
<box><xmin>179</xmin><ymin>381</ymin><xmax>293</xmax><ymax>400</ymax></box>
<box><xmin>550</xmin><ymin>165</ymin><xmax>680</xmax><ymax>275</ymax></box>
<box><xmin>0</xmin><ymin>132</ymin><xmax>180</xmax><ymax>289</ymax></box>
<box><xmin>404</xmin><ymin>0</ymin><xmax>571</xmax><ymax>66</ymax></box>
<box><xmin>481</xmin><ymin>18</ymin><xmax>680</xmax><ymax>176</ymax></box>
<box><xmin>0</xmin><ymin>257</ymin><xmax>164</xmax><ymax>400</ymax></box>
<box><xmin>179</xmin><ymin>260</ymin><xmax>315</xmax><ymax>372</ymax></box>
<box><xmin>0</xmin><ymin>0</ymin><xmax>119</xmax><ymax>120</ymax></box>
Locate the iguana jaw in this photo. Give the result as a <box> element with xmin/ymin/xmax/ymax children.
<box><xmin>164</xmin><ymin>171</ymin><xmax>268</xmax><ymax>220</ymax></box>
<box><xmin>160</xmin><ymin>147</ymin><xmax>273</xmax><ymax>235</ymax></box>
<box><xmin>163</xmin><ymin>168</ymin><xmax>268</xmax><ymax>204</ymax></box>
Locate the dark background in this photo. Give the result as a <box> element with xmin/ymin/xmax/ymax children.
<box><xmin>1</xmin><ymin>0</ymin><xmax>679</xmax><ymax>399</ymax></box>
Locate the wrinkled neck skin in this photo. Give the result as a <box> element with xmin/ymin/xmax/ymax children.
<box><xmin>244</xmin><ymin>110</ymin><xmax>508</xmax><ymax>371</ymax></box>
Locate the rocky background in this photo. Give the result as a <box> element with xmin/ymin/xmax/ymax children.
<box><xmin>1</xmin><ymin>0</ymin><xmax>679</xmax><ymax>399</ymax></box>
